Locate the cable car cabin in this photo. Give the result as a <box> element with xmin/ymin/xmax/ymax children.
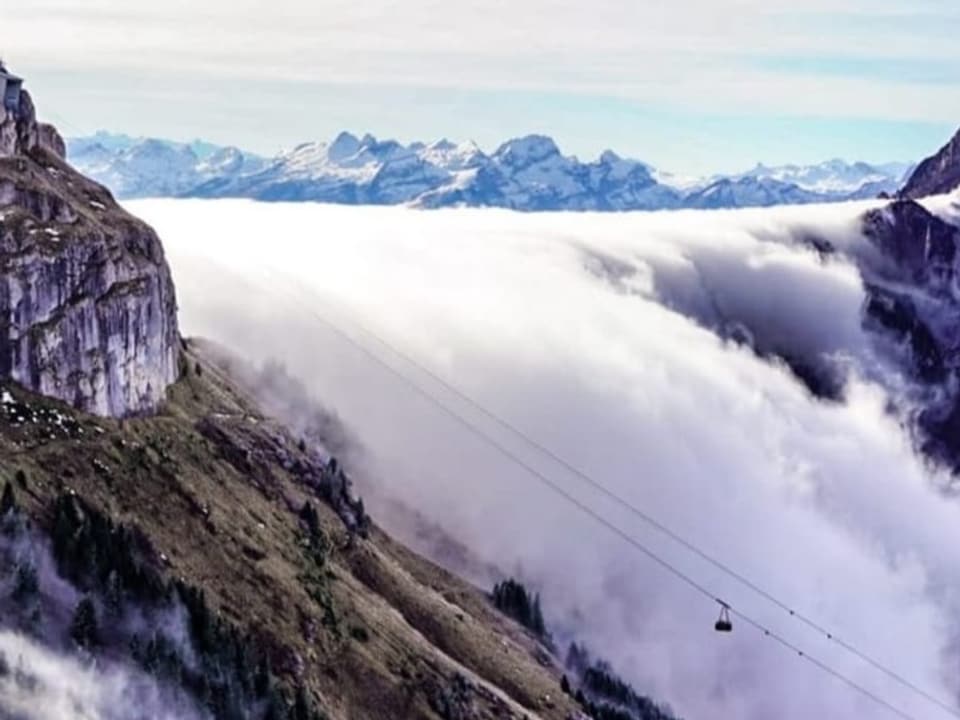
<box><xmin>715</xmin><ymin>605</ymin><xmax>733</xmax><ymax>633</ymax></box>
<box><xmin>0</xmin><ymin>66</ymin><xmax>24</xmax><ymax>117</ymax></box>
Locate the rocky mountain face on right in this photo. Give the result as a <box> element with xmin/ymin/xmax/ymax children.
<box><xmin>901</xmin><ymin>127</ymin><xmax>960</xmax><ymax>199</ymax></box>
<box><xmin>794</xmin><ymin>185</ymin><xmax>960</xmax><ymax>472</ymax></box>
<box><xmin>846</xmin><ymin>128</ymin><xmax>960</xmax><ymax>470</ymax></box>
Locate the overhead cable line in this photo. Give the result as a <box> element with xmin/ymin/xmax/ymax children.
<box><xmin>286</xmin><ymin>277</ymin><xmax>960</xmax><ymax>720</ymax></box>
<box><xmin>262</xmin><ymin>270</ymin><xmax>937</xmax><ymax>720</ymax></box>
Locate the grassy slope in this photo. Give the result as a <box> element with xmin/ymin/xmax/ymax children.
<box><xmin>0</xmin><ymin>339</ymin><xmax>580</xmax><ymax>720</ymax></box>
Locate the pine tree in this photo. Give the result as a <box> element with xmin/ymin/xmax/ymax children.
<box><xmin>1</xmin><ymin>481</ymin><xmax>16</xmax><ymax>515</ymax></box>
<box><xmin>104</xmin><ymin>570</ymin><xmax>124</xmax><ymax>618</ymax></box>
<box><xmin>566</xmin><ymin>642</ymin><xmax>590</xmax><ymax>674</ymax></box>
<box><xmin>492</xmin><ymin>578</ymin><xmax>549</xmax><ymax>639</ymax></box>
<box><xmin>532</xmin><ymin>593</ymin><xmax>545</xmax><ymax>636</ymax></box>
<box><xmin>292</xmin><ymin>685</ymin><xmax>312</xmax><ymax>720</ymax></box>
<box><xmin>263</xmin><ymin>692</ymin><xmax>285</xmax><ymax>720</ymax></box>
<box><xmin>70</xmin><ymin>597</ymin><xmax>99</xmax><ymax>648</ymax></box>
<box><xmin>300</xmin><ymin>502</ymin><xmax>320</xmax><ymax>537</ymax></box>
<box><xmin>11</xmin><ymin>562</ymin><xmax>38</xmax><ymax>605</ymax></box>
<box><xmin>561</xmin><ymin>674</ymin><xmax>571</xmax><ymax>695</ymax></box>
<box><xmin>254</xmin><ymin>655</ymin><xmax>272</xmax><ymax>697</ymax></box>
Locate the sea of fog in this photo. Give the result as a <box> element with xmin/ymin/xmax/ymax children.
<box><xmin>130</xmin><ymin>198</ymin><xmax>960</xmax><ymax>720</ymax></box>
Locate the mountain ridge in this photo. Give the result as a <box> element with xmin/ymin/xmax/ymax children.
<box><xmin>902</xmin><ymin>127</ymin><xmax>960</xmax><ymax>199</ymax></box>
<box><xmin>67</xmin><ymin>131</ymin><xmax>910</xmax><ymax>211</ymax></box>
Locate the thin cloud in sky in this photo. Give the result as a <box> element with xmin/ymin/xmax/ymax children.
<box><xmin>2</xmin><ymin>0</ymin><xmax>958</xmax><ymax>173</ymax></box>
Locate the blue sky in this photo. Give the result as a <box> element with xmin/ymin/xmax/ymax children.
<box><xmin>3</xmin><ymin>0</ymin><xmax>960</xmax><ymax>175</ymax></box>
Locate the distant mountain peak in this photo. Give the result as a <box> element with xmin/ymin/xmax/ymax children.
<box><xmin>494</xmin><ymin>134</ymin><xmax>562</xmax><ymax>165</ymax></box>
<box><xmin>329</xmin><ymin>131</ymin><xmax>362</xmax><ymax>161</ymax></box>
<box><xmin>429</xmin><ymin>138</ymin><xmax>457</xmax><ymax>151</ymax></box>
<box><xmin>599</xmin><ymin>149</ymin><xmax>622</xmax><ymax>164</ymax></box>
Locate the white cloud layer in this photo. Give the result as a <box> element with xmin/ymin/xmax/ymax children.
<box><xmin>133</xmin><ymin>198</ymin><xmax>960</xmax><ymax>720</ymax></box>
<box><xmin>0</xmin><ymin>630</ymin><xmax>206</xmax><ymax>720</ymax></box>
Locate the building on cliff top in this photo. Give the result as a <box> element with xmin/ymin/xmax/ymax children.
<box><xmin>0</xmin><ymin>64</ymin><xmax>23</xmax><ymax>115</ymax></box>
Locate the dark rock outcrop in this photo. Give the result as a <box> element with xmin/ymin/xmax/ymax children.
<box><xmin>861</xmin><ymin>200</ymin><xmax>960</xmax><ymax>291</ymax></box>
<box><xmin>901</xmin><ymin>127</ymin><xmax>960</xmax><ymax>199</ymax></box>
<box><xmin>855</xmin><ymin>200</ymin><xmax>960</xmax><ymax>470</ymax></box>
<box><xmin>0</xmin><ymin>76</ymin><xmax>179</xmax><ymax>416</ymax></box>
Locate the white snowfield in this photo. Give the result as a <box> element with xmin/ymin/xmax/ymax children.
<box><xmin>131</xmin><ymin>194</ymin><xmax>960</xmax><ymax>720</ymax></box>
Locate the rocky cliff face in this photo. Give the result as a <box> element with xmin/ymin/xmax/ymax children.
<box><xmin>850</xmin><ymin>200</ymin><xmax>960</xmax><ymax>470</ymax></box>
<box><xmin>0</xmin><ymin>85</ymin><xmax>179</xmax><ymax>416</ymax></box>
<box><xmin>901</xmin><ymin>127</ymin><xmax>960</xmax><ymax>199</ymax></box>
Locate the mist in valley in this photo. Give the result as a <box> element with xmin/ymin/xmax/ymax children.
<box><xmin>0</xmin><ymin>513</ymin><xmax>209</xmax><ymax>720</ymax></box>
<box><xmin>133</xmin><ymin>196</ymin><xmax>960</xmax><ymax>720</ymax></box>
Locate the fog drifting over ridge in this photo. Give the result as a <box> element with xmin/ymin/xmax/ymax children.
<box><xmin>0</xmin><ymin>630</ymin><xmax>206</xmax><ymax>720</ymax></box>
<box><xmin>132</xmin><ymin>198</ymin><xmax>960</xmax><ymax>720</ymax></box>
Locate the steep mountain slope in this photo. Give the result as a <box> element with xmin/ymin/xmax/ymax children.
<box><xmin>0</xmin><ymin>77</ymin><xmax>179</xmax><ymax>417</ymax></box>
<box><xmin>901</xmin><ymin>127</ymin><xmax>960</xmax><ymax>199</ymax></box>
<box><xmin>69</xmin><ymin>130</ymin><xmax>905</xmax><ymax>210</ymax></box>
<box><xmin>0</xmin><ymin>339</ymin><xmax>588</xmax><ymax>720</ymax></box>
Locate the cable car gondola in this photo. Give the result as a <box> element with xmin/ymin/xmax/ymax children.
<box><xmin>715</xmin><ymin>602</ymin><xmax>733</xmax><ymax>633</ymax></box>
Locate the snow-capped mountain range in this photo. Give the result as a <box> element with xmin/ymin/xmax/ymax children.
<box><xmin>67</xmin><ymin>131</ymin><xmax>912</xmax><ymax>211</ymax></box>
<box><xmin>67</xmin><ymin>132</ymin><xmax>266</xmax><ymax>199</ymax></box>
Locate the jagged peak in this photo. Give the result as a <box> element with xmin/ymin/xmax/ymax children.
<box><xmin>599</xmin><ymin>149</ymin><xmax>622</xmax><ymax>164</ymax></box>
<box><xmin>901</xmin><ymin>126</ymin><xmax>960</xmax><ymax>199</ymax></box>
<box><xmin>128</xmin><ymin>137</ymin><xmax>192</xmax><ymax>154</ymax></box>
<box><xmin>0</xmin><ymin>82</ymin><xmax>64</xmax><ymax>160</ymax></box>
<box><xmin>424</xmin><ymin>138</ymin><xmax>481</xmax><ymax>157</ymax></box>
<box><xmin>328</xmin><ymin>131</ymin><xmax>362</xmax><ymax>161</ymax></box>
<box><xmin>493</xmin><ymin>134</ymin><xmax>561</xmax><ymax>165</ymax></box>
